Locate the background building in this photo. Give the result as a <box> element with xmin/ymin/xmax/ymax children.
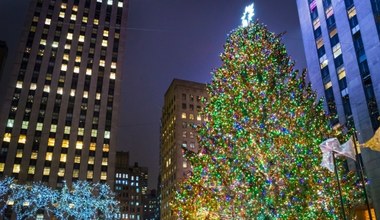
<box><xmin>160</xmin><ymin>79</ymin><xmax>208</xmax><ymax>220</ymax></box>
<box><xmin>297</xmin><ymin>0</ymin><xmax>380</xmax><ymax>217</ymax></box>
<box><xmin>0</xmin><ymin>0</ymin><xmax>128</xmax><ymax>188</ymax></box>
<box><xmin>143</xmin><ymin>189</ymin><xmax>159</xmax><ymax>220</ymax></box>
<box><xmin>115</xmin><ymin>151</ymin><xmax>149</xmax><ymax>220</ymax></box>
<box><xmin>0</xmin><ymin>40</ymin><xmax>7</xmax><ymax>82</ymax></box>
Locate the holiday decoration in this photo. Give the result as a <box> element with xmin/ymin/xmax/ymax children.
<box><xmin>172</xmin><ymin>13</ymin><xmax>362</xmax><ymax>219</ymax></box>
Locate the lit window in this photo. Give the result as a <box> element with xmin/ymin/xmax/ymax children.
<box><xmin>58</xmin><ymin>168</ymin><xmax>65</xmax><ymax>177</ymax></box>
<box><xmin>181</xmin><ymin>113</ymin><xmax>186</xmax><ymax>119</ymax></box>
<box><xmin>61</xmin><ymin>3</ymin><xmax>67</xmax><ymax>9</ymax></box>
<box><xmin>31</xmin><ymin>152</ymin><xmax>37</xmax><ymax>159</ymax></box>
<box><xmin>118</xmin><ymin>1</ymin><xmax>123</xmax><ymax>7</ymax></box>
<box><xmin>189</xmin><ymin>114</ymin><xmax>194</xmax><ymax>120</ymax></box>
<box><xmin>102</xmin><ymin>157</ymin><xmax>108</xmax><ymax>166</ymax></box>
<box><xmin>74</xmin><ymin>156</ymin><xmax>80</xmax><ymax>163</ymax></box>
<box><xmin>96</xmin><ymin>93</ymin><xmax>101</xmax><ymax>100</ymax></box>
<box><xmin>59</xmin><ymin>12</ymin><xmax>65</xmax><ymax>18</ymax></box>
<box><xmin>332</xmin><ymin>43</ymin><xmax>342</xmax><ymax>58</ymax></box>
<box><xmin>325</xmin><ymin>6</ymin><xmax>333</xmax><ymax>18</ymax></box>
<box><xmin>50</xmin><ymin>124</ymin><xmax>57</xmax><ymax>133</ymax></box>
<box><xmin>87</xmin><ymin>171</ymin><xmax>94</xmax><ymax>179</ymax></box>
<box><xmin>101</xmin><ymin>172</ymin><xmax>107</xmax><ymax>180</ymax></box>
<box><xmin>115</xmin><ymin>33</ymin><xmax>120</xmax><ymax>39</ymax></box>
<box><xmin>13</xmin><ymin>164</ymin><xmax>21</xmax><ymax>173</ymax></box>
<box><xmin>103</xmin><ymin>30</ymin><xmax>109</xmax><ymax>37</ymax></box>
<box><xmin>79</xmin><ymin>35</ymin><xmax>85</xmax><ymax>42</ymax></box>
<box><xmin>316</xmin><ymin>38</ymin><xmax>324</xmax><ymax>49</ymax></box>
<box><xmin>30</xmin><ymin>83</ymin><xmax>37</xmax><ymax>90</ymax></box>
<box><xmin>16</xmin><ymin>81</ymin><xmax>23</xmax><ymax>89</ymax></box>
<box><xmin>60</xmin><ymin>154</ymin><xmax>67</xmax><ymax>162</ymax></box>
<box><xmin>73</xmin><ymin>169</ymin><xmax>79</xmax><ymax>178</ymax></box>
<box><xmin>324</xmin><ymin>81</ymin><xmax>332</xmax><ymax>89</ymax></box>
<box><xmin>78</xmin><ymin>128</ymin><xmax>84</xmax><ymax>136</ymax></box>
<box><xmin>40</xmin><ymin>39</ymin><xmax>47</xmax><ymax>46</ymax></box>
<box><xmin>88</xmin><ymin>157</ymin><xmax>95</xmax><ymax>164</ymax></box>
<box><xmin>70</xmin><ymin>14</ymin><xmax>76</xmax><ymax>21</ymax></box>
<box><xmin>30</xmin><ymin>26</ymin><xmax>36</xmax><ymax>32</ymax></box>
<box><xmin>19</xmin><ymin>135</ymin><xmax>26</xmax><ymax>144</ymax></box>
<box><xmin>183</xmin><ymin>161</ymin><xmax>187</xmax><ymax>168</ymax></box>
<box><xmin>43</xmin><ymin>167</ymin><xmax>50</xmax><ymax>176</ymax></box>
<box><xmin>197</xmin><ymin>115</ymin><xmax>202</xmax><ymax>121</ymax></box>
<box><xmin>91</xmin><ymin>129</ymin><xmax>97</xmax><ymax>137</ymax></box>
<box><xmin>189</xmin><ymin>131</ymin><xmax>194</xmax><ymax>138</ymax></box>
<box><xmin>48</xmin><ymin>138</ymin><xmax>55</xmax><ymax>146</ymax></box>
<box><xmin>0</xmin><ymin>163</ymin><xmax>4</xmax><ymax>172</ymax></box>
<box><xmin>33</xmin><ymin>16</ymin><xmax>39</xmax><ymax>22</ymax></box>
<box><xmin>46</xmin><ymin>152</ymin><xmax>53</xmax><ymax>161</ymax></box>
<box><xmin>100</xmin><ymin>60</ymin><xmax>105</xmax><ymax>67</ymax></box>
<box><xmin>22</xmin><ymin>121</ymin><xmax>29</xmax><ymax>129</ymax></box>
<box><xmin>86</xmin><ymin>68</ymin><xmax>92</xmax><ymax>75</ymax></box>
<box><xmin>102</xmin><ymin>40</ymin><xmax>108</xmax><ymax>47</ymax></box>
<box><xmin>73</xmin><ymin>5</ymin><xmax>78</xmax><ymax>11</ymax></box>
<box><xmin>111</xmin><ymin>62</ymin><xmax>117</xmax><ymax>69</ymax></box>
<box><xmin>105</xmin><ymin>131</ymin><xmax>111</xmax><ymax>139</ymax></box>
<box><xmin>45</xmin><ymin>18</ymin><xmax>51</xmax><ymax>25</ymax></box>
<box><xmin>16</xmin><ymin>149</ymin><xmax>23</xmax><ymax>158</ymax></box>
<box><xmin>348</xmin><ymin>7</ymin><xmax>356</xmax><ymax>19</ymax></box>
<box><xmin>7</xmin><ymin>119</ymin><xmax>14</xmax><ymax>128</ymax></box>
<box><xmin>61</xmin><ymin>64</ymin><xmax>67</xmax><ymax>71</ymax></box>
<box><xmin>182</xmin><ymin>131</ymin><xmax>187</xmax><ymax>138</ymax></box>
<box><xmin>103</xmin><ymin>144</ymin><xmax>110</xmax><ymax>152</ymax></box>
<box><xmin>28</xmin><ymin>166</ymin><xmax>35</xmax><ymax>174</ymax></box>
<box><xmin>74</xmin><ymin>66</ymin><xmax>80</xmax><ymax>73</ymax></box>
<box><xmin>97</xmin><ymin>0</ymin><xmax>102</xmax><ymax>2</ymax></box>
<box><xmin>64</xmin><ymin>126</ymin><xmax>71</xmax><ymax>134</ymax></box>
<box><xmin>329</xmin><ymin>28</ymin><xmax>337</xmax><ymax>38</ymax></box>
<box><xmin>94</xmin><ymin>19</ymin><xmax>99</xmax><ymax>25</ymax></box>
<box><xmin>44</xmin><ymin>85</ymin><xmax>50</xmax><ymax>93</ymax></box>
<box><xmin>36</xmin><ymin>123</ymin><xmax>43</xmax><ymax>131</ymax></box>
<box><xmin>319</xmin><ymin>54</ymin><xmax>328</xmax><ymax>69</ymax></box>
<box><xmin>107</xmin><ymin>0</ymin><xmax>113</xmax><ymax>5</ymax></box>
<box><xmin>338</xmin><ymin>67</ymin><xmax>346</xmax><ymax>80</ymax></box>
<box><xmin>57</xmin><ymin>87</ymin><xmax>63</xmax><ymax>95</ymax></box>
<box><xmin>75</xmin><ymin>56</ymin><xmax>81</xmax><ymax>62</ymax></box>
<box><xmin>90</xmin><ymin>143</ymin><xmax>96</xmax><ymax>151</ymax></box>
<box><xmin>313</xmin><ymin>18</ymin><xmax>320</xmax><ymax>30</ymax></box>
<box><xmin>182</xmin><ymin>142</ymin><xmax>187</xmax><ymax>148</ymax></box>
<box><xmin>70</xmin><ymin>89</ymin><xmax>75</xmax><ymax>96</ymax></box>
<box><xmin>82</xmin><ymin>17</ymin><xmax>88</xmax><ymax>23</ymax></box>
<box><xmin>83</xmin><ymin>91</ymin><xmax>88</xmax><ymax>98</ymax></box>
<box><xmin>76</xmin><ymin>141</ymin><xmax>83</xmax><ymax>149</ymax></box>
<box><xmin>52</xmin><ymin>41</ymin><xmax>59</xmax><ymax>48</ymax></box>
<box><xmin>65</xmin><ymin>44</ymin><xmax>71</xmax><ymax>50</ymax></box>
<box><xmin>110</xmin><ymin>73</ymin><xmax>116</xmax><ymax>80</ymax></box>
<box><xmin>67</xmin><ymin>33</ymin><xmax>73</xmax><ymax>40</ymax></box>
<box><xmin>62</xmin><ymin>139</ymin><xmax>69</xmax><ymax>148</ymax></box>
<box><xmin>63</xmin><ymin>54</ymin><xmax>69</xmax><ymax>61</ymax></box>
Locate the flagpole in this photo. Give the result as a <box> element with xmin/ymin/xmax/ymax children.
<box><xmin>353</xmin><ymin>132</ymin><xmax>373</xmax><ymax>220</ymax></box>
<box><xmin>333</xmin><ymin>152</ymin><xmax>347</xmax><ymax>220</ymax></box>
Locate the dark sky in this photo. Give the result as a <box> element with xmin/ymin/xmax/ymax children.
<box><xmin>0</xmin><ymin>0</ymin><xmax>306</xmax><ymax>189</ymax></box>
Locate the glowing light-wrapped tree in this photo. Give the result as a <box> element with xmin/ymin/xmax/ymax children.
<box><xmin>172</xmin><ymin>18</ymin><xmax>361</xmax><ymax>219</ymax></box>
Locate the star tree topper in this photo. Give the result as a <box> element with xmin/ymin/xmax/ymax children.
<box><xmin>241</xmin><ymin>3</ymin><xmax>255</xmax><ymax>27</ymax></box>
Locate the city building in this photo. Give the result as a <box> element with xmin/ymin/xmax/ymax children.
<box><xmin>143</xmin><ymin>189</ymin><xmax>159</xmax><ymax>220</ymax></box>
<box><xmin>297</xmin><ymin>0</ymin><xmax>380</xmax><ymax>217</ymax></box>
<box><xmin>115</xmin><ymin>151</ymin><xmax>149</xmax><ymax>220</ymax></box>
<box><xmin>0</xmin><ymin>0</ymin><xmax>128</xmax><ymax>188</ymax></box>
<box><xmin>160</xmin><ymin>79</ymin><xmax>208</xmax><ymax>220</ymax></box>
<box><xmin>0</xmin><ymin>40</ymin><xmax>8</xmax><ymax>82</ymax></box>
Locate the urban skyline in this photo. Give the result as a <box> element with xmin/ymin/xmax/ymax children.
<box><xmin>0</xmin><ymin>0</ymin><xmax>305</xmax><ymax>190</ymax></box>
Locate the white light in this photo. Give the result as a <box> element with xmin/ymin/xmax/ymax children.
<box><xmin>241</xmin><ymin>3</ymin><xmax>255</xmax><ymax>27</ymax></box>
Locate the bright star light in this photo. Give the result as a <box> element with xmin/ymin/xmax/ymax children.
<box><xmin>241</xmin><ymin>3</ymin><xmax>255</xmax><ymax>27</ymax></box>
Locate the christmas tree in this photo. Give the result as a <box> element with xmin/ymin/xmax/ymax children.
<box><xmin>172</xmin><ymin>12</ymin><xmax>361</xmax><ymax>220</ymax></box>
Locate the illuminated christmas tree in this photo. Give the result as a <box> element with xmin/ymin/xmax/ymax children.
<box><xmin>172</xmin><ymin>5</ymin><xmax>361</xmax><ymax>219</ymax></box>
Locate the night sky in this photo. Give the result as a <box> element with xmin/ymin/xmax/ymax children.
<box><xmin>0</xmin><ymin>0</ymin><xmax>306</xmax><ymax>189</ymax></box>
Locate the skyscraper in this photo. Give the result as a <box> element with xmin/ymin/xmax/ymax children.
<box><xmin>0</xmin><ymin>0</ymin><xmax>128</xmax><ymax>188</ymax></box>
<box><xmin>160</xmin><ymin>79</ymin><xmax>208</xmax><ymax>220</ymax></box>
<box><xmin>297</xmin><ymin>0</ymin><xmax>380</xmax><ymax>216</ymax></box>
<box><xmin>0</xmin><ymin>40</ymin><xmax>8</xmax><ymax>82</ymax></box>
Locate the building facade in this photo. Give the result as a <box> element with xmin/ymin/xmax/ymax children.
<box><xmin>0</xmin><ymin>0</ymin><xmax>128</xmax><ymax>188</ymax></box>
<box><xmin>297</xmin><ymin>0</ymin><xmax>380</xmax><ymax>216</ymax></box>
<box><xmin>115</xmin><ymin>151</ymin><xmax>149</xmax><ymax>220</ymax></box>
<box><xmin>160</xmin><ymin>79</ymin><xmax>208</xmax><ymax>220</ymax></box>
<box><xmin>143</xmin><ymin>189</ymin><xmax>159</xmax><ymax>220</ymax></box>
<box><xmin>0</xmin><ymin>40</ymin><xmax>8</xmax><ymax>82</ymax></box>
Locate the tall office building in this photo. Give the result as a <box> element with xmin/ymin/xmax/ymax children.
<box><xmin>115</xmin><ymin>151</ymin><xmax>149</xmax><ymax>220</ymax></box>
<box><xmin>160</xmin><ymin>79</ymin><xmax>208</xmax><ymax>220</ymax></box>
<box><xmin>297</xmin><ymin>0</ymin><xmax>380</xmax><ymax>216</ymax></box>
<box><xmin>0</xmin><ymin>0</ymin><xmax>128</xmax><ymax>188</ymax></box>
